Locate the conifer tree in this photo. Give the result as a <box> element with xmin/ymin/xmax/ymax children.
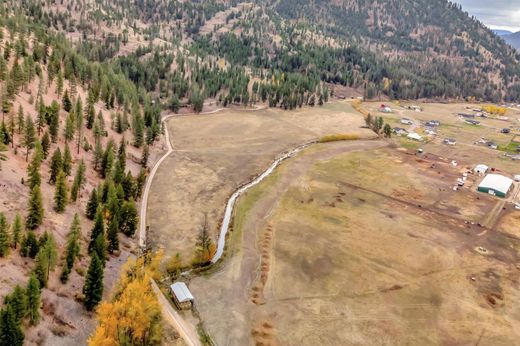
<box><xmin>92</xmin><ymin>233</ymin><xmax>107</xmax><ymax>266</ymax></box>
<box><xmin>34</xmin><ymin>234</ymin><xmax>57</xmax><ymax>287</ymax></box>
<box><xmin>62</xmin><ymin>144</ymin><xmax>72</xmax><ymax>176</ymax></box>
<box><xmin>86</xmin><ymin>188</ymin><xmax>99</xmax><ymax>220</ymax></box>
<box><xmin>107</xmin><ymin>216</ymin><xmax>119</xmax><ymax>254</ymax></box>
<box><xmin>60</xmin><ymin>214</ymin><xmax>81</xmax><ymax>283</ymax></box>
<box><xmin>140</xmin><ymin>144</ymin><xmax>149</xmax><ymax>168</ymax></box>
<box><xmin>70</xmin><ymin>159</ymin><xmax>86</xmax><ymax>202</ymax></box>
<box><xmin>53</xmin><ymin>170</ymin><xmax>68</xmax><ymax>213</ymax></box>
<box><xmin>36</xmin><ymin>97</ymin><xmax>45</xmax><ymax>136</ymax></box>
<box><xmin>93</xmin><ymin>139</ymin><xmax>103</xmax><ymax>172</ymax></box>
<box><xmin>64</xmin><ymin>111</ymin><xmax>75</xmax><ymax>142</ymax></box>
<box><xmin>4</xmin><ymin>285</ymin><xmax>26</xmax><ymax>323</ymax></box>
<box><xmin>62</xmin><ymin>89</ymin><xmax>72</xmax><ymax>112</ymax></box>
<box><xmin>48</xmin><ymin>147</ymin><xmax>62</xmax><ymax>184</ymax></box>
<box><xmin>26</xmin><ymin>186</ymin><xmax>44</xmax><ymax>230</ymax></box>
<box><xmin>75</xmin><ymin>97</ymin><xmax>83</xmax><ymax>154</ymax></box>
<box><xmin>0</xmin><ymin>306</ymin><xmax>24</xmax><ymax>346</ymax></box>
<box><xmin>120</xmin><ymin>199</ymin><xmax>138</xmax><ymax>237</ymax></box>
<box><xmin>40</xmin><ymin>131</ymin><xmax>50</xmax><ymax>159</ymax></box>
<box><xmin>20</xmin><ymin>230</ymin><xmax>38</xmax><ymax>258</ymax></box>
<box><xmin>11</xmin><ymin>213</ymin><xmax>22</xmax><ymax>249</ymax></box>
<box><xmin>83</xmin><ymin>253</ymin><xmax>104</xmax><ymax>311</ymax></box>
<box><xmin>88</xmin><ymin>208</ymin><xmax>104</xmax><ymax>252</ymax></box>
<box><xmin>26</xmin><ymin>274</ymin><xmax>40</xmax><ymax>325</ymax></box>
<box><xmin>16</xmin><ymin>106</ymin><xmax>23</xmax><ymax>135</ymax></box>
<box><xmin>27</xmin><ymin>145</ymin><xmax>42</xmax><ymax>190</ymax></box>
<box><xmin>0</xmin><ymin>212</ymin><xmax>10</xmax><ymax>257</ymax></box>
<box><xmin>23</xmin><ymin>115</ymin><xmax>35</xmax><ymax>162</ymax></box>
<box><xmin>7</xmin><ymin>110</ymin><xmax>15</xmax><ymax>148</ymax></box>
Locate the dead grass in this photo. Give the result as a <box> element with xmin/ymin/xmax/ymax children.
<box><xmin>190</xmin><ymin>146</ymin><xmax>520</xmax><ymax>345</ymax></box>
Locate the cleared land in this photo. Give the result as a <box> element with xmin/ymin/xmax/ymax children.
<box><xmin>191</xmin><ymin>144</ymin><xmax>520</xmax><ymax>345</ymax></box>
<box><xmin>146</xmin><ymin>102</ymin><xmax>375</xmax><ymax>261</ymax></box>
<box><xmin>362</xmin><ymin>101</ymin><xmax>520</xmax><ymax>173</ymax></box>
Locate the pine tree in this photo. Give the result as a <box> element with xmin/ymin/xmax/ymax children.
<box><xmin>64</xmin><ymin>111</ymin><xmax>75</xmax><ymax>142</ymax></box>
<box><xmin>140</xmin><ymin>144</ymin><xmax>149</xmax><ymax>168</ymax></box>
<box><xmin>62</xmin><ymin>144</ymin><xmax>72</xmax><ymax>176</ymax></box>
<box><xmin>11</xmin><ymin>213</ymin><xmax>22</xmax><ymax>249</ymax></box>
<box><xmin>120</xmin><ymin>199</ymin><xmax>138</xmax><ymax>237</ymax></box>
<box><xmin>93</xmin><ymin>139</ymin><xmax>103</xmax><ymax>172</ymax></box>
<box><xmin>70</xmin><ymin>159</ymin><xmax>86</xmax><ymax>202</ymax></box>
<box><xmin>27</xmin><ymin>144</ymin><xmax>42</xmax><ymax>189</ymax></box>
<box><xmin>83</xmin><ymin>253</ymin><xmax>104</xmax><ymax>311</ymax></box>
<box><xmin>62</xmin><ymin>89</ymin><xmax>72</xmax><ymax>112</ymax></box>
<box><xmin>107</xmin><ymin>216</ymin><xmax>119</xmax><ymax>254</ymax></box>
<box><xmin>60</xmin><ymin>214</ymin><xmax>81</xmax><ymax>283</ymax></box>
<box><xmin>7</xmin><ymin>110</ymin><xmax>15</xmax><ymax>148</ymax></box>
<box><xmin>132</xmin><ymin>111</ymin><xmax>144</xmax><ymax>148</ymax></box>
<box><xmin>118</xmin><ymin>137</ymin><xmax>126</xmax><ymax>171</ymax></box>
<box><xmin>26</xmin><ymin>274</ymin><xmax>40</xmax><ymax>325</ymax></box>
<box><xmin>53</xmin><ymin>170</ymin><xmax>68</xmax><ymax>213</ymax></box>
<box><xmin>56</xmin><ymin>71</ymin><xmax>63</xmax><ymax>96</ymax></box>
<box><xmin>86</xmin><ymin>188</ymin><xmax>99</xmax><ymax>220</ymax></box>
<box><xmin>75</xmin><ymin>97</ymin><xmax>83</xmax><ymax>154</ymax></box>
<box><xmin>20</xmin><ymin>230</ymin><xmax>38</xmax><ymax>258</ymax></box>
<box><xmin>40</xmin><ymin>131</ymin><xmax>50</xmax><ymax>159</ymax></box>
<box><xmin>122</xmin><ymin>171</ymin><xmax>135</xmax><ymax>200</ymax></box>
<box><xmin>92</xmin><ymin>233</ymin><xmax>107</xmax><ymax>266</ymax></box>
<box><xmin>23</xmin><ymin>115</ymin><xmax>35</xmax><ymax>162</ymax></box>
<box><xmin>36</xmin><ymin>97</ymin><xmax>45</xmax><ymax>136</ymax></box>
<box><xmin>48</xmin><ymin>147</ymin><xmax>62</xmax><ymax>184</ymax></box>
<box><xmin>4</xmin><ymin>285</ymin><xmax>26</xmax><ymax>323</ymax></box>
<box><xmin>195</xmin><ymin>214</ymin><xmax>215</xmax><ymax>264</ymax></box>
<box><xmin>26</xmin><ymin>186</ymin><xmax>44</xmax><ymax>230</ymax></box>
<box><xmin>0</xmin><ymin>306</ymin><xmax>24</xmax><ymax>346</ymax></box>
<box><xmin>16</xmin><ymin>106</ymin><xmax>24</xmax><ymax>135</ymax></box>
<box><xmin>88</xmin><ymin>208</ymin><xmax>104</xmax><ymax>252</ymax></box>
<box><xmin>49</xmin><ymin>109</ymin><xmax>59</xmax><ymax>143</ymax></box>
<box><xmin>34</xmin><ymin>234</ymin><xmax>57</xmax><ymax>287</ymax></box>
<box><xmin>0</xmin><ymin>212</ymin><xmax>10</xmax><ymax>257</ymax></box>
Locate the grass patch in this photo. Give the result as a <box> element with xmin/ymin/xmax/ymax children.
<box><xmin>498</xmin><ymin>141</ymin><xmax>519</xmax><ymax>153</ymax></box>
<box><xmin>319</xmin><ymin>133</ymin><xmax>360</xmax><ymax>143</ymax></box>
<box><xmin>399</xmin><ymin>137</ymin><xmax>422</xmax><ymax>150</ymax></box>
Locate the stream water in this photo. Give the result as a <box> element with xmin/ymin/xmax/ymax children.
<box><xmin>211</xmin><ymin>142</ymin><xmax>314</xmax><ymax>263</ymax></box>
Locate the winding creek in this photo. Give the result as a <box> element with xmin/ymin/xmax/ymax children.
<box><xmin>211</xmin><ymin>141</ymin><xmax>314</xmax><ymax>263</ymax></box>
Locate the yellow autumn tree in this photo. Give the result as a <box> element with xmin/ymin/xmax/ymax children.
<box><xmin>88</xmin><ymin>253</ymin><xmax>163</xmax><ymax>346</ymax></box>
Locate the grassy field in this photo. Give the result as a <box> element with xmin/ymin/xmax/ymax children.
<box><xmin>147</xmin><ymin>102</ymin><xmax>376</xmax><ymax>262</ymax></box>
<box><xmin>190</xmin><ymin>145</ymin><xmax>520</xmax><ymax>345</ymax></box>
<box><xmin>363</xmin><ymin>101</ymin><xmax>520</xmax><ymax>173</ymax></box>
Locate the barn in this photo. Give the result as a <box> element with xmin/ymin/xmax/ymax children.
<box><xmin>477</xmin><ymin>174</ymin><xmax>514</xmax><ymax>198</ymax></box>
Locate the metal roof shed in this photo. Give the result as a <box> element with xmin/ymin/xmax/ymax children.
<box><xmin>170</xmin><ymin>282</ymin><xmax>194</xmax><ymax>310</ymax></box>
<box><xmin>477</xmin><ymin>174</ymin><xmax>514</xmax><ymax>198</ymax></box>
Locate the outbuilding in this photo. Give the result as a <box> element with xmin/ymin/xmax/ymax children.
<box><xmin>170</xmin><ymin>282</ymin><xmax>194</xmax><ymax>310</ymax></box>
<box><xmin>477</xmin><ymin>174</ymin><xmax>514</xmax><ymax>198</ymax></box>
<box><xmin>407</xmin><ymin>133</ymin><xmax>423</xmax><ymax>141</ymax></box>
<box><xmin>474</xmin><ymin>164</ymin><xmax>489</xmax><ymax>175</ymax></box>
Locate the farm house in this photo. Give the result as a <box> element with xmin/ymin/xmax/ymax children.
<box><xmin>477</xmin><ymin>174</ymin><xmax>514</xmax><ymax>198</ymax></box>
<box><xmin>170</xmin><ymin>282</ymin><xmax>194</xmax><ymax>310</ymax></box>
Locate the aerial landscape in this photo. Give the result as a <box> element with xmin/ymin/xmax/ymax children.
<box><xmin>0</xmin><ymin>0</ymin><xmax>520</xmax><ymax>345</ymax></box>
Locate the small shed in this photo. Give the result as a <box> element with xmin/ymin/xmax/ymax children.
<box><xmin>407</xmin><ymin>133</ymin><xmax>423</xmax><ymax>142</ymax></box>
<box><xmin>477</xmin><ymin>174</ymin><xmax>514</xmax><ymax>198</ymax></box>
<box><xmin>170</xmin><ymin>282</ymin><xmax>194</xmax><ymax>310</ymax></box>
<box><xmin>474</xmin><ymin>164</ymin><xmax>489</xmax><ymax>175</ymax></box>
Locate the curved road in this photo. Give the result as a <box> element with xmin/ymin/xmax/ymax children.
<box><xmin>138</xmin><ymin>106</ymin><xmax>266</xmax><ymax>346</ymax></box>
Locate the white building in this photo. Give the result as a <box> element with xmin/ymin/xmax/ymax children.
<box><xmin>170</xmin><ymin>282</ymin><xmax>194</xmax><ymax>310</ymax></box>
<box><xmin>474</xmin><ymin>164</ymin><xmax>489</xmax><ymax>175</ymax></box>
<box><xmin>407</xmin><ymin>133</ymin><xmax>423</xmax><ymax>141</ymax></box>
<box><xmin>477</xmin><ymin>174</ymin><xmax>514</xmax><ymax>198</ymax></box>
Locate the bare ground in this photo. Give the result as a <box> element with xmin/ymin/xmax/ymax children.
<box><xmin>147</xmin><ymin>102</ymin><xmax>375</xmax><ymax>262</ymax></box>
<box><xmin>190</xmin><ymin>145</ymin><xmax>520</xmax><ymax>346</ymax></box>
